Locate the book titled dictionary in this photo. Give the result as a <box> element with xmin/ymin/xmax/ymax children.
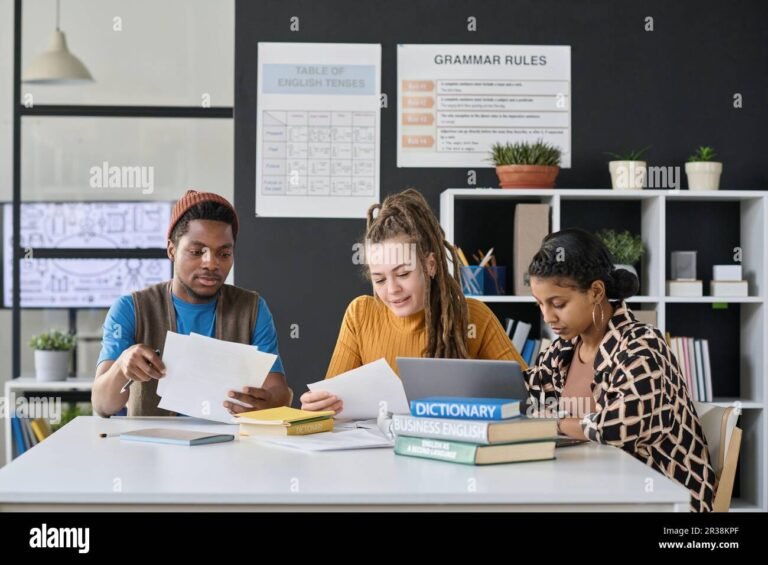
<box><xmin>119</xmin><ymin>428</ymin><xmax>235</xmax><ymax>446</ymax></box>
<box><xmin>409</xmin><ymin>397</ymin><xmax>520</xmax><ymax>420</ymax></box>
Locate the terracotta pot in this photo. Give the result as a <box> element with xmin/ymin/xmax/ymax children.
<box><xmin>495</xmin><ymin>165</ymin><xmax>559</xmax><ymax>189</ymax></box>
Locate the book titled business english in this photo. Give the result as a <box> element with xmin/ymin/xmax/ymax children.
<box><xmin>392</xmin><ymin>413</ymin><xmax>556</xmax><ymax>444</ymax></box>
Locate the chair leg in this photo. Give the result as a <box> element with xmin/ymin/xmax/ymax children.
<box><xmin>713</xmin><ymin>427</ymin><xmax>742</xmax><ymax>512</ymax></box>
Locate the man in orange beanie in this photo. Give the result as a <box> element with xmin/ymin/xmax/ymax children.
<box><xmin>92</xmin><ymin>190</ymin><xmax>290</xmax><ymax>417</ymax></box>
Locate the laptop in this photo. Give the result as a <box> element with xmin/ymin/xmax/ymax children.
<box><xmin>396</xmin><ymin>357</ymin><xmax>528</xmax><ymax>402</ymax></box>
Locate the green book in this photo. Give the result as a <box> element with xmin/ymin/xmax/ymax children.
<box><xmin>394</xmin><ymin>436</ymin><xmax>555</xmax><ymax>465</ymax></box>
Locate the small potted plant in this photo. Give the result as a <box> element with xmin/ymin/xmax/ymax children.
<box><xmin>607</xmin><ymin>147</ymin><xmax>649</xmax><ymax>190</ymax></box>
<box><xmin>489</xmin><ymin>140</ymin><xmax>561</xmax><ymax>188</ymax></box>
<box><xmin>596</xmin><ymin>229</ymin><xmax>645</xmax><ymax>281</ymax></box>
<box><xmin>28</xmin><ymin>330</ymin><xmax>76</xmax><ymax>382</ymax></box>
<box><xmin>685</xmin><ymin>146</ymin><xmax>722</xmax><ymax>191</ymax></box>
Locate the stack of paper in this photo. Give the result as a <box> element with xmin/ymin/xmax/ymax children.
<box><xmin>307</xmin><ymin>358</ymin><xmax>409</xmax><ymax>420</ymax></box>
<box><xmin>157</xmin><ymin>331</ymin><xmax>277</xmax><ymax>423</ymax></box>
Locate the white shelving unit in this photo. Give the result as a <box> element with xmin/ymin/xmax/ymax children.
<box><xmin>441</xmin><ymin>188</ymin><xmax>768</xmax><ymax>512</ymax></box>
<box><xmin>3</xmin><ymin>377</ymin><xmax>94</xmax><ymax>464</ymax></box>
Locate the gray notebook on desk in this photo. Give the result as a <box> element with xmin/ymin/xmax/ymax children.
<box><xmin>119</xmin><ymin>428</ymin><xmax>235</xmax><ymax>446</ymax></box>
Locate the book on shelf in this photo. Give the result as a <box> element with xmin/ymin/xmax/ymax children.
<box><xmin>669</xmin><ymin>336</ymin><xmax>712</xmax><ymax>402</ymax></box>
<box><xmin>521</xmin><ymin>339</ymin><xmax>536</xmax><ymax>365</ymax></box>
<box><xmin>392</xmin><ymin>413</ymin><xmax>557</xmax><ymax>444</ymax></box>
<box><xmin>410</xmin><ymin>397</ymin><xmax>521</xmax><ymax>420</ymax></box>
<box><xmin>510</xmin><ymin>320</ymin><xmax>532</xmax><ymax>353</ymax></box>
<box><xmin>30</xmin><ymin>418</ymin><xmax>53</xmax><ymax>442</ymax></box>
<box><xmin>394</xmin><ymin>436</ymin><xmax>556</xmax><ymax>465</ymax></box>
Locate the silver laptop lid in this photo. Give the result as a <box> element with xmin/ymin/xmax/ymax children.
<box><xmin>396</xmin><ymin>357</ymin><xmax>528</xmax><ymax>402</ymax></box>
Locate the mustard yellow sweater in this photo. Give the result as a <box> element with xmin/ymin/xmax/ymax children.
<box><xmin>326</xmin><ymin>295</ymin><xmax>526</xmax><ymax>378</ymax></box>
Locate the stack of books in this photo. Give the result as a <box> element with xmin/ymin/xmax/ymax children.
<box><xmin>666</xmin><ymin>334</ymin><xmax>713</xmax><ymax>401</ymax></box>
<box><xmin>235</xmin><ymin>407</ymin><xmax>335</xmax><ymax>438</ymax></box>
<box><xmin>504</xmin><ymin>318</ymin><xmax>552</xmax><ymax>366</ymax></box>
<box><xmin>393</xmin><ymin>397</ymin><xmax>557</xmax><ymax>465</ymax></box>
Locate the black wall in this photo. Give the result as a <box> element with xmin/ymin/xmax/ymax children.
<box><xmin>234</xmin><ymin>0</ymin><xmax>767</xmax><ymax>399</ymax></box>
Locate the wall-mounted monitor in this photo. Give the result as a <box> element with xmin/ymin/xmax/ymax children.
<box><xmin>2</xmin><ymin>202</ymin><xmax>173</xmax><ymax>308</ymax></box>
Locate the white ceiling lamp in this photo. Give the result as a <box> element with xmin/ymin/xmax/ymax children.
<box><xmin>22</xmin><ymin>0</ymin><xmax>94</xmax><ymax>84</ymax></box>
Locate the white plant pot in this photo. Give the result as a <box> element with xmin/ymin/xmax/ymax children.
<box><xmin>34</xmin><ymin>350</ymin><xmax>71</xmax><ymax>382</ymax></box>
<box><xmin>685</xmin><ymin>161</ymin><xmax>722</xmax><ymax>191</ymax></box>
<box><xmin>609</xmin><ymin>161</ymin><xmax>647</xmax><ymax>190</ymax></box>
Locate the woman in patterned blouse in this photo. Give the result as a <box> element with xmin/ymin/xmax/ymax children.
<box><xmin>524</xmin><ymin>228</ymin><xmax>716</xmax><ymax>512</ymax></box>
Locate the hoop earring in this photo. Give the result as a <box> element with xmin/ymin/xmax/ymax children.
<box><xmin>592</xmin><ymin>302</ymin><xmax>605</xmax><ymax>329</ymax></box>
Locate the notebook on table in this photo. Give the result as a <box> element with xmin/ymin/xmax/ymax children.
<box><xmin>119</xmin><ymin>428</ymin><xmax>235</xmax><ymax>446</ymax></box>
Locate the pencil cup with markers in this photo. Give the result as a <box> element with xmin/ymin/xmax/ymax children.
<box><xmin>482</xmin><ymin>265</ymin><xmax>506</xmax><ymax>295</ymax></box>
<box><xmin>460</xmin><ymin>266</ymin><xmax>485</xmax><ymax>295</ymax></box>
<box><xmin>460</xmin><ymin>266</ymin><xmax>507</xmax><ymax>296</ymax></box>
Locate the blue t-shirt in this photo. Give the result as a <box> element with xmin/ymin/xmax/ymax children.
<box><xmin>97</xmin><ymin>293</ymin><xmax>285</xmax><ymax>374</ymax></box>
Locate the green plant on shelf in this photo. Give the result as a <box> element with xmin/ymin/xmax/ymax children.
<box><xmin>28</xmin><ymin>330</ymin><xmax>76</xmax><ymax>351</ymax></box>
<box><xmin>605</xmin><ymin>146</ymin><xmax>650</xmax><ymax>161</ymax></box>
<box><xmin>687</xmin><ymin>146</ymin><xmax>717</xmax><ymax>162</ymax></box>
<box><xmin>489</xmin><ymin>140</ymin><xmax>562</xmax><ymax>166</ymax></box>
<box><xmin>596</xmin><ymin>229</ymin><xmax>645</xmax><ymax>265</ymax></box>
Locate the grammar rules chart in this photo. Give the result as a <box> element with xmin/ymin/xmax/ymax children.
<box><xmin>256</xmin><ymin>43</ymin><xmax>381</xmax><ymax>218</ymax></box>
<box><xmin>397</xmin><ymin>44</ymin><xmax>571</xmax><ymax>169</ymax></box>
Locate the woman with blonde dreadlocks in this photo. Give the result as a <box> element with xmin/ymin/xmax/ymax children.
<box><xmin>301</xmin><ymin>189</ymin><xmax>526</xmax><ymax>415</ymax></box>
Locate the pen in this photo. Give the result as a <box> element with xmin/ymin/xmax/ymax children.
<box><xmin>121</xmin><ymin>349</ymin><xmax>162</xmax><ymax>393</ymax></box>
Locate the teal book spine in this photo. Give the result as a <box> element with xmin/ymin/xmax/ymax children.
<box><xmin>394</xmin><ymin>436</ymin><xmax>478</xmax><ymax>464</ymax></box>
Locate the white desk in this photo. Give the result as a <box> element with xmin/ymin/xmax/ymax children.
<box><xmin>0</xmin><ymin>416</ymin><xmax>691</xmax><ymax>512</ymax></box>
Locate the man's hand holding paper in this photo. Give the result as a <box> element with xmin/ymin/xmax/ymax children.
<box><xmin>157</xmin><ymin>331</ymin><xmax>277</xmax><ymax>423</ymax></box>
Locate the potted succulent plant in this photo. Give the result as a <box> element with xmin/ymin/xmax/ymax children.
<box><xmin>28</xmin><ymin>330</ymin><xmax>76</xmax><ymax>382</ymax></box>
<box><xmin>489</xmin><ymin>140</ymin><xmax>561</xmax><ymax>188</ymax></box>
<box><xmin>596</xmin><ymin>229</ymin><xmax>645</xmax><ymax>281</ymax></box>
<box><xmin>607</xmin><ymin>147</ymin><xmax>649</xmax><ymax>190</ymax></box>
<box><xmin>685</xmin><ymin>146</ymin><xmax>722</xmax><ymax>191</ymax></box>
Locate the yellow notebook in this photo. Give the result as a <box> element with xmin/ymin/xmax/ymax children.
<box><xmin>235</xmin><ymin>406</ymin><xmax>335</xmax><ymax>426</ymax></box>
<box><xmin>240</xmin><ymin>417</ymin><xmax>334</xmax><ymax>437</ymax></box>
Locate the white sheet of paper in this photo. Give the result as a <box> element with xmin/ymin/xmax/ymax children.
<box><xmin>156</xmin><ymin>331</ymin><xmax>277</xmax><ymax>423</ymax></box>
<box><xmin>259</xmin><ymin>428</ymin><xmax>393</xmax><ymax>451</ymax></box>
<box><xmin>307</xmin><ymin>358</ymin><xmax>409</xmax><ymax>420</ymax></box>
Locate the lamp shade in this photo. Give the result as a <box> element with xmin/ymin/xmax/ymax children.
<box><xmin>22</xmin><ymin>30</ymin><xmax>93</xmax><ymax>84</ymax></box>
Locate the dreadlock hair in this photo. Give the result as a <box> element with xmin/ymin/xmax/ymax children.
<box><xmin>527</xmin><ymin>228</ymin><xmax>639</xmax><ymax>299</ymax></box>
<box><xmin>170</xmin><ymin>201</ymin><xmax>237</xmax><ymax>245</ymax></box>
<box><xmin>364</xmin><ymin>188</ymin><xmax>469</xmax><ymax>359</ymax></box>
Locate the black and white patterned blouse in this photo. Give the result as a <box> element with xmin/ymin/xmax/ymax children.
<box><xmin>524</xmin><ymin>301</ymin><xmax>716</xmax><ymax>512</ymax></box>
